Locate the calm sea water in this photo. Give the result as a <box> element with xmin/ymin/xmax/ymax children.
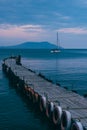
<box><xmin>0</xmin><ymin>49</ymin><xmax>87</xmax><ymax>129</ymax></box>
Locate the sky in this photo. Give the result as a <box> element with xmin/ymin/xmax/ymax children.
<box><xmin>1</xmin><ymin>0</ymin><xmax>87</xmax><ymax>48</ymax></box>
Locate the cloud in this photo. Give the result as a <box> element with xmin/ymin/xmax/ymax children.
<box><xmin>74</xmin><ymin>0</ymin><xmax>87</xmax><ymax>7</ymax></box>
<box><xmin>58</xmin><ymin>27</ymin><xmax>87</xmax><ymax>34</ymax></box>
<box><xmin>1</xmin><ymin>0</ymin><xmax>87</xmax><ymax>48</ymax></box>
<box><xmin>0</xmin><ymin>0</ymin><xmax>71</xmax><ymax>27</ymax></box>
<box><xmin>54</xmin><ymin>12</ymin><xmax>71</xmax><ymax>20</ymax></box>
<box><xmin>21</xmin><ymin>24</ymin><xmax>46</xmax><ymax>33</ymax></box>
<box><xmin>0</xmin><ymin>23</ymin><xmax>54</xmax><ymax>46</ymax></box>
<box><xmin>0</xmin><ymin>24</ymin><xmax>16</xmax><ymax>30</ymax></box>
<box><xmin>0</xmin><ymin>23</ymin><xmax>60</xmax><ymax>46</ymax></box>
<box><xmin>0</xmin><ymin>24</ymin><xmax>46</xmax><ymax>37</ymax></box>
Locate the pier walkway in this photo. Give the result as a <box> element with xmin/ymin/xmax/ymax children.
<box><xmin>2</xmin><ymin>57</ymin><xmax>87</xmax><ymax>130</ymax></box>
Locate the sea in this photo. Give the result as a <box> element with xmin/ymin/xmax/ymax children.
<box><xmin>0</xmin><ymin>49</ymin><xmax>87</xmax><ymax>130</ymax></box>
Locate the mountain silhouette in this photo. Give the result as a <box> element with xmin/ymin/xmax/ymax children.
<box><xmin>0</xmin><ymin>41</ymin><xmax>63</xmax><ymax>49</ymax></box>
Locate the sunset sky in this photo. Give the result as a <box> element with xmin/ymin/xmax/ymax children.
<box><xmin>0</xmin><ymin>0</ymin><xmax>87</xmax><ymax>48</ymax></box>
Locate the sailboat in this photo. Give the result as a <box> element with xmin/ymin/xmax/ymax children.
<box><xmin>51</xmin><ymin>32</ymin><xmax>61</xmax><ymax>53</ymax></box>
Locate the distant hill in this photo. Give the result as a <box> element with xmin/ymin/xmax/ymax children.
<box><xmin>0</xmin><ymin>41</ymin><xmax>63</xmax><ymax>49</ymax></box>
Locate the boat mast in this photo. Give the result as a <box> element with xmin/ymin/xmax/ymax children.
<box><xmin>57</xmin><ymin>32</ymin><xmax>59</xmax><ymax>49</ymax></box>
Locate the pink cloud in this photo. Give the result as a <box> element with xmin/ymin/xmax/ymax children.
<box><xmin>0</xmin><ymin>24</ymin><xmax>45</xmax><ymax>38</ymax></box>
<box><xmin>58</xmin><ymin>27</ymin><xmax>87</xmax><ymax>34</ymax></box>
<box><xmin>0</xmin><ymin>24</ymin><xmax>54</xmax><ymax>46</ymax></box>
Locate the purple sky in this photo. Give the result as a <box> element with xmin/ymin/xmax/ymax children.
<box><xmin>0</xmin><ymin>0</ymin><xmax>87</xmax><ymax>48</ymax></box>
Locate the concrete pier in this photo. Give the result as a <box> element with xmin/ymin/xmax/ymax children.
<box><xmin>2</xmin><ymin>56</ymin><xmax>87</xmax><ymax>130</ymax></box>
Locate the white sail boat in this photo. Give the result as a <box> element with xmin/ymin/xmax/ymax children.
<box><xmin>51</xmin><ymin>32</ymin><xmax>61</xmax><ymax>53</ymax></box>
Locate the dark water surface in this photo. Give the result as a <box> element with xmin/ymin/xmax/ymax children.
<box><xmin>0</xmin><ymin>49</ymin><xmax>87</xmax><ymax>129</ymax></box>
